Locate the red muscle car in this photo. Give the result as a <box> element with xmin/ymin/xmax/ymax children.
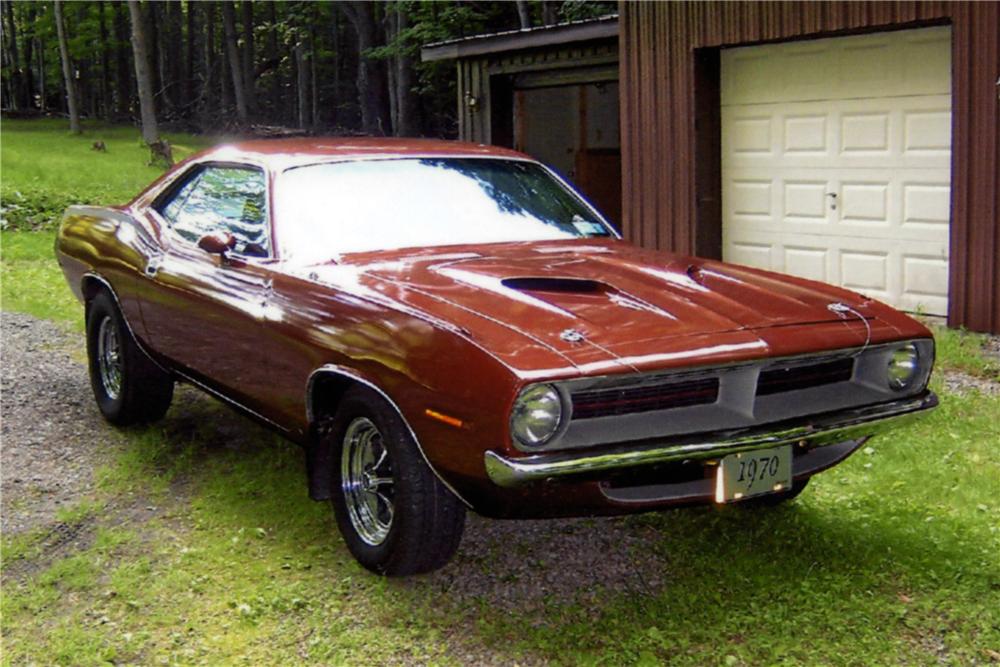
<box><xmin>56</xmin><ymin>139</ymin><xmax>937</xmax><ymax>575</ymax></box>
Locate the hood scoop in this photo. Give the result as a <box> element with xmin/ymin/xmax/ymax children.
<box><xmin>501</xmin><ymin>277</ymin><xmax>605</xmax><ymax>294</ymax></box>
<box><xmin>499</xmin><ymin>276</ymin><xmax>677</xmax><ymax>324</ymax></box>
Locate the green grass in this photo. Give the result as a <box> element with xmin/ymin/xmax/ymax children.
<box><xmin>2</xmin><ymin>118</ymin><xmax>999</xmax><ymax>665</ymax></box>
<box><xmin>1</xmin><ymin>117</ymin><xmax>212</xmax><ymax>230</ymax></box>
<box><xmin>1</xmin><ymin>230</ymin><xmax>80</xmax><ymax>327</ymax></box>
<box><xmin>931</xmin><ymin>323</ymin><xmax>1000</xmax><ymax>379</ymax></box>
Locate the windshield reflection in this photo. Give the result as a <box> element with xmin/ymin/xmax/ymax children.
<box><xmin>277</xmin><ymin>158</ymin><xmax>612</xmax><ymax>263</ymax></box>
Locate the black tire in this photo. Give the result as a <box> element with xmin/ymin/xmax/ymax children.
<box><xmin>86</xmin><ymin>290</ymin><xmax>174</xmax><ymax>425</ymax></box>
<box><xmin>739</xmin><ymin>477</ymin><xmax>810</xmax><ymax>507</ymax></box>
<box><xmin>327</xmin><ymin>387</ymin><xmax>466</xmax><ymax>576</ymax></box>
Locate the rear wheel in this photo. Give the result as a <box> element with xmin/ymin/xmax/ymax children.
<box><xmin>86</xmin><ymin>290</ymin><xmax>173</xmax><ymax>425</ymax></box>
<box><xmin>327</xmin><ymin>387</ymin><xmax>465</xmax><ymax>576</ymax></box>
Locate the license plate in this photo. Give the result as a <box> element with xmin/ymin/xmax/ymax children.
<box><xmin>715</xmin><ymin>445</ymin><xmax>793</xmax><ymax>503</ymax></box>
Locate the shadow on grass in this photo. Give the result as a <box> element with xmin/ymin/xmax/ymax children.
<box><xmin>115</xmin><ymin>384</ymin><xmax>997</xmax><ymax>664</ymax></box>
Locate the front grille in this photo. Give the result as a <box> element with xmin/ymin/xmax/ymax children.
<box><xmin>571</xmin><ymin>377</ymin><xmax>719</xmax><ymax>419</ymax></box>
<box><xmin>756</xmin><ymin>357</ymin><xmax>854</xmax><ymax>396</ymax></box>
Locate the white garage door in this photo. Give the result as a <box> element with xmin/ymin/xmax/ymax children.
<box><xmin>721</xmin><ymin>27</ymin><xmax>952</xmax><ymax>315</ymax></box>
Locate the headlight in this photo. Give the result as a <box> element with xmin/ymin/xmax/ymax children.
<box><xmin>887</xmin><ymin>342</ymin><xmax>920</xmax><ymax>390</ymax></box>
<box><xmin>510</xmin><ymin>384</ymin><xmax>563</xmax><ymax>447</ymax></box>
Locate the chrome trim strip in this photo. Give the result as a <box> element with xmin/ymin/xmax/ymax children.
<box><xmin>484</xmin><ymin>392</ymin><xmax>938</xmax><ymax>488</ymax></box>
<box><xmin>173</xmin><ymin>368</ymin><xmax>287</xmax><ymax>431</ymax></box>
<box><xmin>306</xmin><ymin>364</ymin><xmax>474</xmax><ymax>508</ymax></box>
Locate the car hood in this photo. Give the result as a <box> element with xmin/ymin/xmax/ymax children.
<box><xmin>311</xmin><ymin>239</ymin><xmax>888</xmax><ymax>374</ymax></box>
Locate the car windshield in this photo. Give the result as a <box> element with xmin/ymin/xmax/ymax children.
<box><xmin>275</xmin><ymin>158</ymin><xmax>612</xmax><ymax>262</ymax></box>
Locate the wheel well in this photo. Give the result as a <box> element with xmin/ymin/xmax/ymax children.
<box><xmin>81</xmin><ymin>275</ymin><xmax>110</xmax><ymax>310</ymax></box>
<box><xmin>305</xmin><ymin>370</ymin><xmax>369</xmax><ymax>501</ymax></box>
<box><xmin>308</xmin><ymin>371</ymin><xmax>362</xmax><ymax>423</ymax></box>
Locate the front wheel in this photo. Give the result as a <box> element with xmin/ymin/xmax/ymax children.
<box><xmin>86</xmin><ymin>290</ymin><xmax>174</xmax><ymax>425</ymax></box>
<box><xmin>326</xmin><ymin>387</ymin><xmax>466</xmax><ymax>576</ymax></box>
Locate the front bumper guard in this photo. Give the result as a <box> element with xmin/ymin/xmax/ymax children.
<box><xmin>484</xmin><ymin>392</ymin><xmax>938</xmax><ymax>488</ymax></box>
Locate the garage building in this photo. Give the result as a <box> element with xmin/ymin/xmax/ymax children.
<box><xmin>423</xmin><ymin>2</ymin><xmax>1000</xmax><ymax>333</ymax></box>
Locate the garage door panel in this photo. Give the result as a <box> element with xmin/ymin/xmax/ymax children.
<box><xmin>727</xmin><ymin>242</ymin><xmax>774</xmax><ymax>270</ymax></box>
<box><xmin>841</xmin><ymin>113</ymin><xmax>891</xmax><ymax>153</ymax></box>
<box><xmin>902</xmin><ymin>183</ymin><xmax>950</xmax><ymax>226</ymax></box>
<box><xmin>840</xmin><ymin>182</ymin><xmax>890</xmax><ymax>225</ymax></box>
<box><xmin>837</xmin><ymin>40</ymin><xmax>902</xmax><ymax>98</ymax></box>
<box><xmin>730</xmin><ymin>116</ymin><xmax>773</xmax><ymax>155</ymax></box>
<box><xmin>783</xmin><ymin>246</ymin><xmax>830</xmax><ymax>282</ymax></box>
<box><xmin>729</xmin><ymin>179</ymin><xmax>773</xmax><ymax>217</ymax></box>
<box><xmin>783</xmin><ymin>181</ymin><xmax>829</xmax><ymax>221</ymax></box>
<box><xmin>722</xmin><ymin>27</ymin><xmax>951</xmax><ymax>316</ymax></box>
<box><xmin>783</xmin><ymin>115</ymin><xmax>829</xmax><ymax>154</ymax></box>
<box><xmin>903</xmin><ymin>109</ymin><xmax>951</xmax><ymax>153</ymax></box>
<box><xmin>723</xmin><ymin>234</ymin><xmax>948</xmax><ymax>314</ymax></box>
<box><xmin>723</xmin><ymin>96</ymin><xmax>951</xmax><ymax>170</ymax></box>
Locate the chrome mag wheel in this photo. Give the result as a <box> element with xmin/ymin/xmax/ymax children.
<box><xmin>341</xmin><ymin>416</ymin><xmax>395</xmax><ymax>546</ymax></box>
<box><xmin>96</xmin><ymin>315</ymin><xmax>123</xmax><ymax>400</ymax></box>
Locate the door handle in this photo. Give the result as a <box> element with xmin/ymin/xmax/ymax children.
<box><xmin>826</xmin><ymin>192</ymin><xmax>838</xmax><ymax>211</ymax></box>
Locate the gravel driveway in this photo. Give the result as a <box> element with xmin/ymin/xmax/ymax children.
<box><xmin>1</xmin><ymin>312</ymin><xmax>122</xmax><ymax>535</ymax></box>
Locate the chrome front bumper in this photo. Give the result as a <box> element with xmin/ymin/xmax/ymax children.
<box><xmin>484</xmin><ymin>392</ymin><xmax>938</xmax><ymax>488</ymax></box>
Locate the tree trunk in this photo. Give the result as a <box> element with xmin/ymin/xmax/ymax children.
<box><xmin>184</xmin><ymin>0</ymin><xmax>195</xmax><ymax>111</ymax></box>
<box><xmin>152</xmin><ymin>3</ymin><xmax>170</xmax><ymax>115</ymax></box>
<box><xmin>542</xmin><ymin>2</ymin><xmax>558</xmax><ymax>26</ymax></box>
<box><xmin>114</xmin><ymin>1</ymin><xmax>131</xmax><ymax>117</ymax></box>
<box><xmin>310</xmin><ymin>26</ymin><xmax>318</xmax><ymax>129</ymax></box>
<box><xmin>3</xmin><ymin>1</ymin><xmax>24</xmax><ymax>109</ymax></box>
<box><xmin>165</xmin><ymin>0</ymin><xmax>183</xmax><ymax>116</ymax></box>
<box><xmin>22</xmin><ymin>3</ymin><xmax>36</xmax><ymax>109</ymax></box>
<box><xmin>330</xmin><ymin>9</ymin><xmax>341</xmax><ymax>127</ymax></box>
<box><xmin>340</xmin><ymin>1</ymin><xmax>390</xmax><ymax>136</ymax></box>
<box><xmin>294</xmin><ymin>37</ymin><xmax>308</xmax><ymax>130</ymax></box>
<box><xmin>54</xmin><ymin>1</ymin><xmax>81</xmax><ymax>133</ymax></box>
<box><xmin>241</xmin><ymin>0</ymin><xmax>255</xmax><ymax>115</ymax></box>
<box><xmin>394</xmin><ymin>7</ymin><xmax>418</xmax><ymax>137</ymax></box>
<box><xmin>221</xmin><ymin>0</ymin><xmax>247</xmax><ymax>122</ymax></box>
<box><xmin>386</xmin><ymin>10</ymin><xmax>397</xmax><ymax>134</ymax></box>
<box><xmin>0</xmin><ymin>19</ymin><xmax>11</xmax><ymax>111</ymax></box>
<box><xmin>37</xmin><ymin>35</ymin><xmax>46</xmax><ymax>112</ymax></box>
<box><xmin>98</xmin><ymin>1</ymin><xmax>111</xmax><ymax>119</ymax></box>
<box><xmin>515</xmin><ymin>1</ymin><xmax>531</xmax><ymax>29</ymax></box>
<box><xmin>127</xmin><ymin>0</ymin><xmax>159</xmax><ymax>144</ymax></box>
<box><xmin>145</xmin><ymin>2</ymin><xmax>162</xmax><ymax>110</ymax></box>
<box><xmin>201</xmin><ymin>1</ymin><xmax>216</xmax><ymax>125</ymax></box>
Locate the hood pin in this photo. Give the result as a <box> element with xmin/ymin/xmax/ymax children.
<box><xmin>560</xmin><ymin>329</ymin><xmax>586</xmax><ymax>343</ymax></box>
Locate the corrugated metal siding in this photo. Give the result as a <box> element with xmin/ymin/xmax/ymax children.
<box><xmin>620</xmin><ymin>1</ymin><xmax>1000</xmax><ymax>332</ymax></box>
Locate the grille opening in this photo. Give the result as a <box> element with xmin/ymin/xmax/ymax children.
<box><xmin>571</xmin><ymin>377</ymin><xmax>719</xmax><ymax>419</ymax></box>
<box><xmin>757</xmin><ymin>357</ymin><xmax>854</xmax><ymax>396</ymax></box>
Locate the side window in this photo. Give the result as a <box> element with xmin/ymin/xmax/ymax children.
<box><xmin>157</xmin><ymin>166</ymin><xmax>269</xmax><ymax>257</ymax></box>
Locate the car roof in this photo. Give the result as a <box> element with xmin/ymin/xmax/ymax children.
<box><xmin>195</xmin><ymin>137</ymin><xmax>532</xmax><ymax>170</ymax></box>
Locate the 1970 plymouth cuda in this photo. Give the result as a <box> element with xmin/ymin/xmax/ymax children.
<box><xmin>56</xmin><ymin>139</ymin><xmax>937</xmax><ymax>575</ymax></box>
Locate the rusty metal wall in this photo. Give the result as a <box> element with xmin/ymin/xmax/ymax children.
<box><xmin>619</xmin><ymin>1</ymin><xmax>1000</xmax><ymax>333</ymax></box>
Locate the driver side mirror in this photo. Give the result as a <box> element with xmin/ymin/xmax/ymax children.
<box><xmin>197</xmin><ymin>231</ymin><xmax>236</xmax><ymax>256</ymax></box>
